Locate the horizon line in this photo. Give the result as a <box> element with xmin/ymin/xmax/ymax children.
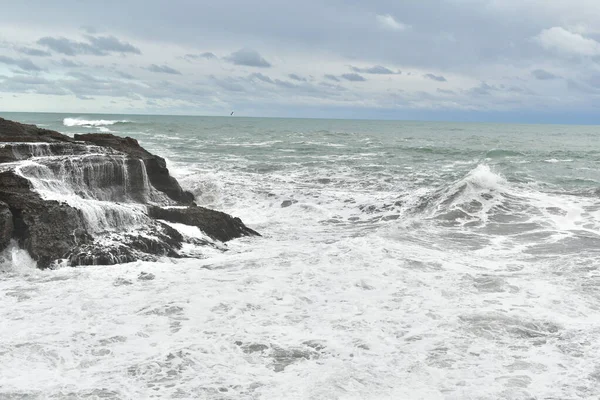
<box><xmin>1</xmin><ymin>110</ymin><xmax>600</xmax><ymax>127</ymax></box>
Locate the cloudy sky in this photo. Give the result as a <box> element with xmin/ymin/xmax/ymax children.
<box><xmin>1</xmin><ymin>0</ymin><xmax>600</xmax><ymax>123</ymax></box>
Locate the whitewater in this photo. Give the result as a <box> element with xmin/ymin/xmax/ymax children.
<box><xmin>1</xmin><ymin>113</ymin><xmax>600</xmax><ymax>399</ymax></box>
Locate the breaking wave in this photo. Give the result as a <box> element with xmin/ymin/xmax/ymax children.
<box><xmin>63</xmin><ymin>118</ymin><xmax>132</xmax><ymax>127</ymax></box>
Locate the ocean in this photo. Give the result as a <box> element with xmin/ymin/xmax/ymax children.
<box><xmin>1</xmin><ymin>112</ymin><xmax>599</xmax><ymax>399</ymax></box>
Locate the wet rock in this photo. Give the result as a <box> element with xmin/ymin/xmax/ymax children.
<box><xmin>0</xmin><ymin>117</ymin><xmax>74</xmax><ymax>143</ymax></box>
<box><xmin>0</xmin><ymin>171</ymin><xmax>91</xmax><ymax>268</ymax></box>
<box><xmin>138</xmin><ymin>272</ymin><xmax>155</xmax><ymax>281</ymax></box>
<box><xmin>0</xmin><ymin>201</ymin><xmax>13</xmax><ymax>251</ymax></box>
<box><xmin>68</xmin><ymin>222</ymin><xmax>183</xmax><ymax>266</ymax></box>
<box><xmin>268</xmin><ymin>345</ymin><xmax>317</xmax><ymax>372</ymax></box>
<box><xmin>280</xmin><ymin>199</ymin><xmax>297</xmax><ymax>208</ymax></box>
<box><xmin>242</xmin><ymin>343</ymin><xmax>269</xmax><ymax>354</ymax></box>
<box><xmin>74</xmin><ymin>133</ymin><xmax>194</xmax><ymax>204</ymax></box>
<box><xmin>0</xmin><ymin>118</ymin><xmax>260</xmax><ymax>268</ymax></box>
<box><xmin>113</xmin><ymin>278</ymin><xmax>133</xmax><ymax>286</ymax></box>
<box><xmin>148</xmin><ymin>205</ymin><xmax>260</xmax><ymax>242</ymax></box>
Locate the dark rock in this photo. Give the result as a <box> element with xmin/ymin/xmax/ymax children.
<box><xmin>0</xmin><ymin>171</ymin><xmax>91</xmax><ymax>268</ymax></box>
<box><xmin>0</xmin><ymin>117</ymin><xmax>74</xmax><ymax>143</ymax></box>
<box><xmin>0</xmin><ymin>118</ymin><xmax>260</xmax><ymax>268</ymax></box>
<box><xmin>147</xmin><ymin>205</ymin><xmax>260</xmax><ymax>242</ymax></box>
<box><xmin>74</xmin><ymin>133</ymin><xmax>194</xmax><ymax>204</ymax></box>
<box><xmin>68</xmin><ymin>222</ymin><xmax>183</xmax><ymax>266</ymax></box>
<box><xmin>0</xmin><ymin>201</ymin><xmax>13</xmax><ymax>251</ymax></box>
<box><xmin>280</xmin><ymin>200</ymin><xmax>297</xmax><ymax>208</ymax></box>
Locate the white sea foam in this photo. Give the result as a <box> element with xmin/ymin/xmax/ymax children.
<box><xmin>63</xmin><ymin>117</ymin><xmax>131</xmax><ymax>127</ymax></box>
<box><xmin>544</xmin><ymin>158</ymin><xmax>573</xmax><ymax>163</ymax></box>
<box><xmin>1</xmin><ymin>118</ymin><xmax>599</xmax><ymax>398</ymax></box>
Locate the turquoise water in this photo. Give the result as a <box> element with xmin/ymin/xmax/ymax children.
<box><xmin>1</xmin><ymin>112</ymin><xmax>600</xmax><ymax>399</ymax></box>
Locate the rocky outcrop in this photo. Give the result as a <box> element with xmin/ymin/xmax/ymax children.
<box><xmin>0</xmin><ymin>170</ymin><xmax>91</xmax><ymax>268</ymax></box>
<box><xmin>0</xmin><ymin>117</ymin><xmax>74</xmax><ymax>143</ymax></box>
<box><xmin>0</xmin><ymin>201</ymin><xmax>13</xmax><ymax>250</ymax></box>
<box><xmin>0</xmin><ymin>117</ymin><xmax>259</xmax><ymax>268</ymax></box>
<box><xmin>148</xmin><ymin>206</ymin><xmax>260</xmax><ymax>242</ymax></box>
<box><xmin>74</xmin><ymin>133</ymin><xmax>194</xmax><ymax>204</ymax></box>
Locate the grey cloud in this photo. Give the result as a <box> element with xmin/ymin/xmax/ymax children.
<box><xmin>467</xmin><ymin>82</ymin><xmax>497</xmax><ymax>96</ymax></box>
<box><xmin>350</xmin><ymin>65</ymin><xmax>398</xmax><ymax>74</ymax></box>
<box><xmin>225</xmin><ymin>49</ymin><xmax>271</xmax><ymax>67</ymax></box>
<box><xmin>117</xmin><ymin>71</ymin><xmax>136</xmax><ymax>79</ymax></box>
<box><xmin>424</xmin><ymin>73</ymin><xmax>447</xmax><ymax>82</ymax></box>
<box><xmin>16</xmin><ymin>47</ymin><xmax>52</xmax><ymax>57</ymax></box>
<box><xmin>85</xmin><ymin>35</ymin><xmax>141</xmax><ymax>54</ymax></box>
<box><xmin>80</xmin><ymin>26</ymin><xmax>98</xmax><ymax>34</ymax></box>
<box><xmin>289</xmin><ymin>73</ymin><xmax>307</xmax><ymax>82</ymax></box>
<box><xmin>67</xmin><ymin>71</ymin><xmax>109</xmax><ymax>83</ymax></box>
<box><xmin>320</xmin><ymin>81</ymin><xmax>347</xmax><ymax>91</ymax></box>
<box><xmin>324</xmin><ymin>74</ymin><xmax>340</xmax><ymax>82</ymax></box>
<box><xmin>4</xmin><ymin>76</ymin><xmax>50</xmax><ymax>85</ymax></box>
<box><xmin>147</xmin><ymin>64</ymin><xmax>182</xmax><ymax>74</ymax></box>
<box><xmin>506</xmin><ymin>85</ymin><xmax>532</xmax><ymax>94</ymax></box>
<box><xmin>184</xmin><ymin>52</ymin><xmax>217</xmax><ymax>61</ymax></box>
<box><xmin>531</xmin><ymin>69</ymin><xmax>559</xmax><ymax>80</ymax></box>
<box><xmin>249</xmin><ymin>72</ymin><xmax>274</xmax><ymax>84</ymax></box>
<box><xmin>437</xmin><ymin>88</ymin><xmax>455</xmax><ymax>94</ymax></box>
<box><xmin>211</xmin><ymin>76</ymin><xmax>246</xmax><ymax>92</ymax></box>
<box><xmin>0</xmin><ymin>56</ymin><xmax>42</xmax><ymax>71</ymax></box>
<box><xmin>274</xmin><ymin>79</ymin><xmax>298</xmax><ymax>89</ymax></box>
<box><xmin>341</xmin><ymin>73</ymin><xmax>366</xmax><ymax>82</ymax></box>
<box><xmin>37</xmin><ymin>35</ymin><xmax>140</xmax><ymax>56</ymax></box>
<box><xmin>38</xmin><ymin>37</ymin><xmax>101</xmax><ymax>56</ymax></box>
<box><xmin>0</xmin><ymin>75</ymin><xmax>68</xmax><ymax>96</ymax></box>
<box><xmin>57</xmin><ymin>58</ymin><xmax>82</xmax><ymax>67</ymax></box>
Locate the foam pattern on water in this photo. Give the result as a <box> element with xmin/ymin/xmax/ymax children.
<box><xmin>1</xmin><ymin>114</ymin><xmax>600</xmax><ymax>398</ymax></box>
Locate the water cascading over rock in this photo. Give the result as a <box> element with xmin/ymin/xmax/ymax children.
<box><xmin>0</xmin><ymin>117</ymin><xmax>259</xmax><ymax>268</ymax></box>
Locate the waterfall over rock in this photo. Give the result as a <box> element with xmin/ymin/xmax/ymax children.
<box><xmin>0</xmin><ymin>117</ymin><xmax>259</xmax><ymax>268</ymax></box>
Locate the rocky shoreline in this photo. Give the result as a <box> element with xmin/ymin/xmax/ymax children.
<box><xmin>0</xmin><ymin>117</ymin><xmax>259</xmax><ymax>268</ymax></box>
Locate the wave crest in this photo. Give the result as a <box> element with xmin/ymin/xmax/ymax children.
<box><xmin>63</xmin><ymin>118</ymin><xmax>131</xmax><ymax>127</ymax></box>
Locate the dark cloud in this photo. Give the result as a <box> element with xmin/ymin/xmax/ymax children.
<box><xmin>184</xmin><ymin>52</ymin><xmax>217</xmax><ymax>61</ymax></box>
<box><xmin>225</xmin><ymin>49</ymin><xmax>271</xmax><ymax>67</ymax></box>
<box><xmin>0</xmin><ymin>56</ymin><xmax>42</xmax><ymax>71</ymax></box>
<box><xmin>350</xmin><ymin>65</ymin><xmax>398</xmax><ymax>74</ymax></box>
<box><xmin>531</xmin><ymin>69</ymin><xmax>559</xmax><ymax>80</ymax></box>
<box><xmin>341</xmin><ymin>73</ymin><xmax>366</xmax><ymax>82</ymax></box>
<box><xmin>37</xmin><ymin>35</ymin><xmax>140</xmax><ymax>56</ymax></box>
<box><xmin>424</xmin><ymin>73</ymin><xmax>447</xmax><ymax>82</ymax></box>
<box><xmin>324</xmin><ymin>74</ymin><xmax>340</xmax><ymax>82</ymax></box>
<box><xmin>289</xmin><ymin>73</ymin><xmax>307</xmax><ymax>82</ymax></box>
<box><xmin>16</xmin><ymin>47</ymin><xmax>52</xmax><ymax>57</ymax></box>
<box><xmin>147</xmin><ymin>64</ymin><xmax>182</xmax><ymax>74</ymax></box>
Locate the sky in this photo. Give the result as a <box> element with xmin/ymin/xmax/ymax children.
<box><xmin>1</xmin><ymin>0</ymin><xmax>600</xmax><ymax>123</ymax></box>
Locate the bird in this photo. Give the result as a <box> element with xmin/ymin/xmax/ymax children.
<box><xmin>230</xmin><ymin>111</ymin><xmax>234</xmax><ymax>116</ymax></box>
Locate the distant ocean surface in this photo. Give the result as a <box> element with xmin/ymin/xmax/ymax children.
<box><xmin>1</xmin><ymin>112</ymin><xmax>600</xmax><ymax>399</ymax></box>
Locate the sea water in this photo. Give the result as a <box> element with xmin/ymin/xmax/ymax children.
<box><xmin>0</xmin><ymin>112</ymin><xmax>599</xmax><ymax>399</ymax></box>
